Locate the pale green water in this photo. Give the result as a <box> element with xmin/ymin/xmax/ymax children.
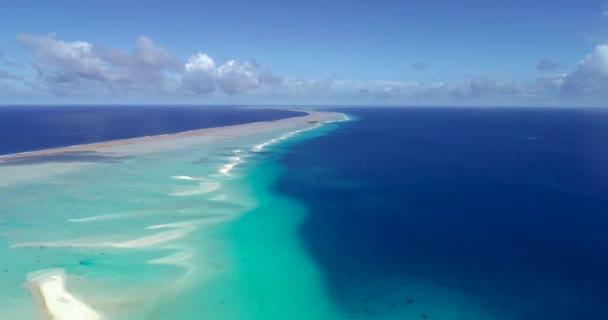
<box><xmin>0</xmin><ymin>117</ymin><xmax>348</xmax><ymax>319</ymax></box>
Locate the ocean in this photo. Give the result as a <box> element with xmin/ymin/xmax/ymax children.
<box><xmin>0</xmin><ymin>106</ymin><xmax>606</xmax><ymax>319</ymax></box>
<box><xmin>277</xmin><ymin>107</ymin><xmax>608</xmax><ymax>319</ymax></box>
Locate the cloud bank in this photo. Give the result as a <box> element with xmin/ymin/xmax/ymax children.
<box><xmin>413</xmin><ymin>45</ymin><xmax>608</xmax><ymax>100</ymax></box>
<box><xmin>8</xmin><ymin>33</ymin><xmax>282</xmax><ymax>98</ymax></box>
<box><xmin>1</xmin><ymin>33</ymin><xmax>608</xmax><ymax>104</ymax></box>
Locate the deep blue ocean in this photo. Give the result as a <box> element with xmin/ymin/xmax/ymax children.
<box><xmin>0</xmin><ymin>106</ymin><xmax>305</xmax><ymax>155</ymax></box>
<box><xmin>277</xmin><ymin>107</ymin><xmax>608</xmax><ymax>320</ymax></box>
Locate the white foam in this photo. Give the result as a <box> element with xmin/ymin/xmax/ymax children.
<box><xmin>26</xmin><ymin>269</ymin><xmax>101</xmax><ymax>320</ymax></box>
<box><xmin>216</xmin><ymin>148</ymin><xmax>249</xmax><ymax>176</ymax></box>
<box><xmin>218</xmin><ymin>156</ymin><xmax>244</xmax><ymax>175</ymax></box>
<box><xmin>252</xmin><ymin>123</ymin><xmax>322</xmax><ymax>152</ymax></box>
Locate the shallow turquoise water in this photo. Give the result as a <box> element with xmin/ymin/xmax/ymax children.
<box><xmin>0</xmin><ymin>116</ymin><xmax>349</xmax><ymax>319</ymax></box>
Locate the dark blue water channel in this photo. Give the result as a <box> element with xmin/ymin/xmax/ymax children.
<box><xmin>277</xmin><ymin>107</ymin><xmax>608</xmax><ymax>320</ymax></box>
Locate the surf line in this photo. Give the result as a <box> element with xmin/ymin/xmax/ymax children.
<box><xmin>217</xmin><ymin>149</ymin><xmax>245</xmax><ymax>175</ymax></box>
<box><xmin>217</xmin><ymin>119</ymin><xmax>328</xmax><ymax>176</ymax></box>
<box><xmin>251</xmin><ymin>122</ymin><xmax>321</xmax><ymax>152</ymax></box>
<box><xmin>251</xmin><ymin>113</ymin><xmax>349</xmax><ymax>152</ymax></box>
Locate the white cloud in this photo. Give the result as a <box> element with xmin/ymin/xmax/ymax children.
<box><xmin>14</xmin><ymin>34</ymin><xmax>183</xmax><ymax>96</ymax></box>
<box><xmin>9</xmin><ymin>34</ymin><xmax>283</xmax><ymax>97</ymax></box>
<box><xmin>16</xmin><ymin>33</ymin><xmax>109</xmax><ymax>81</ymax></box>
<box><xmin>216</xmin><ymin>60</ymin><xmax>258</xmax><ymax>94</ymax></box>
<box><xmin>258</xmin><ymin>70</ymin><xmax>283</xmax><ymax>86</ymax></box>
<box><xmin>578</xmin><ymin>44</ymin><xmax>608</xmax><ymax>73</ymax></box>
<box><xmin>180</xmin><ymin>53</ymin><xmax>282</xmax><ymax>95</ymax></box>
<box><xmin>134</xmin><ymin>36</ymin><xmax>175</xmax><ymax>68</ymax></box>
<box><xmin>185</xmin><ymin>53</ymin><xmax>216</xmax><ymax>72</ymax></box>
<box><xmin>5</xmin><ymin>33</ymin><xmax>608</xmax><ymax>102</ymax></box>
<box><xmin>181</xmin><ymin>53</ymin><xmax>217</xmax><ymax>94</ymax></box>
<box><xmin>561</xmin><ymin>44</ymin><xmax>608</xmax><ymax>96</ymax></box>
<box><xmin>428</xmin><ymin>44</ymin><xmax>608</xmax><ymax>99</ymax></box>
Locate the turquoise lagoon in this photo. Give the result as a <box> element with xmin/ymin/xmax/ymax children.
<box><xmin>0</xmin><ymin>112</ymin><xmax>348</xmax><ymax>320</ymax></box>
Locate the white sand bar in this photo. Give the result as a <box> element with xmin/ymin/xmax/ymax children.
<box><xmin>26</xmin><ymin>269</ymin><xmax>101</xmax><ymax>320</ymax></box>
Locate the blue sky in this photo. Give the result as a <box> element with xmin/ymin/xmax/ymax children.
<box><xmin>1</xmin><ymin>0</ymin><xmax>608</xmax><ymax>106</ymax></box>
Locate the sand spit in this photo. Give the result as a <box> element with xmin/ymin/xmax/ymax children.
<box><xmin>26</xmin><ymin>269</ymin><xmax>101</xmax><ymax>320</ymax></box>
<box><xmin>0</xmin><ymin>110</ymin><xmax>342</xmax><ymax>162</ymax></box>
<box><xmin>0</xmin><ymin>110</ymin><xmax>345</xmax><ymax>187</ymax></box>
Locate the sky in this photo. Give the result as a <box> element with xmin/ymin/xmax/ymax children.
<box><xmin>1</xmin><ymin>0</ymin><xmax>608</xmax><ymax>106</ymax></box>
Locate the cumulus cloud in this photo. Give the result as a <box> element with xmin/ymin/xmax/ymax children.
<box><xmin>7</xmin><ymin>33</ymin><xmax>283</xmax><ymax>97</ymax></box>
<box><xmin>561</xmin><ymin>44</ymin><xmax>608</xmax><ymax>96</ymax></box>
<box><xmin>185</xmin><ymin>52</ymin><xmax>216</xmax><ymax>72</ymax></box>
<box><xmin>181</xmin><ymin>53</ymin><xmax>217</xmax><ymax>94</ymax></box>
<box><xmin>4</xmin><ymin>33</ymin><xmax>608</xmax><ymax>102</ymax></box>
<box><xmin>216</xmin><ymin>60</ymin><xmax>259</xmax><ymax>94</ymax></box>
<box><xmin>133</xmin><ymin>36</ymin><xmax>176</xmax><ymax>69</ymax></box>
<box><xmin>180</xmin><ymin>53</ymin><xmax>283</xmax><ymax>95</ymax></box>
<box><xmin>536</xmin><ymin>58</ymin><xmax>560</xmax><ymax>72</ymax></box>
<box><xmin>401</xmin><ymin>45</ymin><xmax>608</xmax><ymax>100</ymax></box>
<box><xmin>17</xmin><ymin>33</ymin><xmax>110</xmax><ymax>82</ymax></box>
<box><xmin>258</xmin><ymin>70</ymin><xmax>283</xmax><ymax>86</ymax></box>
<box><xmin>13</xmin><ymin>34</ymin><xmax>183</xmax><ymax>95</ymax></box>
<box><xmin>440</xmin><ymin>44</ymin><xmax>608</xmax><ymax>99</ymax></box>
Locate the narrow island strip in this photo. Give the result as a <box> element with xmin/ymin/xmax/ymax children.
<box><xmin>0</xmin><ymin>109</ymin><xmax>346</xmax><ymax>163</ymax></box>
